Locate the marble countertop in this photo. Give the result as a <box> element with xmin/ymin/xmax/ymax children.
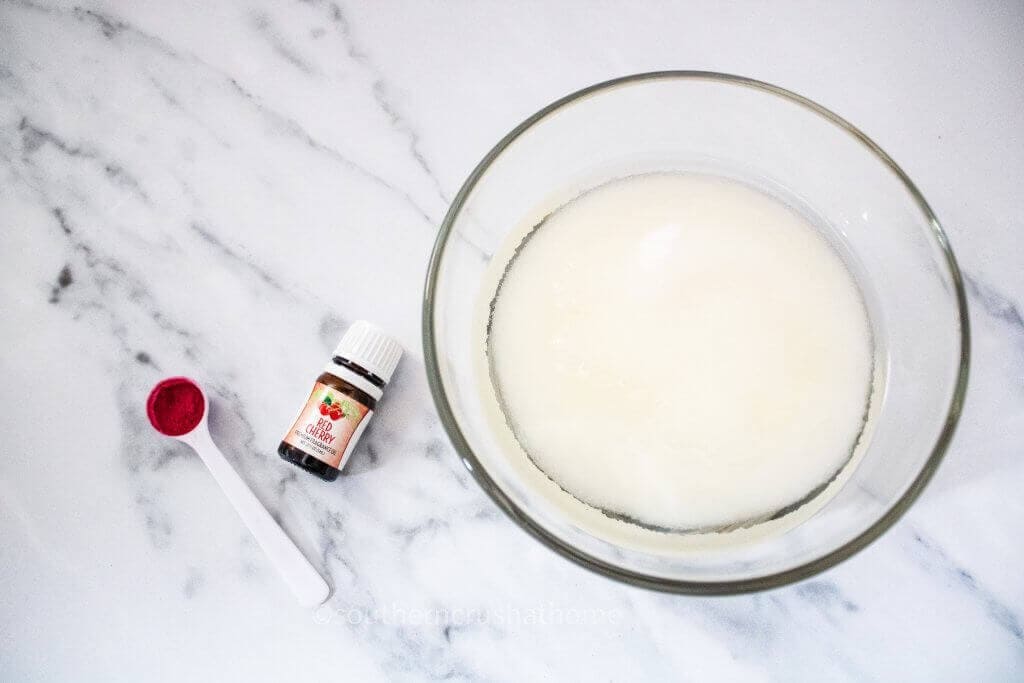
<box><xmin>1</xmin><ymin>1</ymin><xmax>1022</xmax><ymax>680</ymax></box>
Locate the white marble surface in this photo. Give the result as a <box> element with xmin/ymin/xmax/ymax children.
<box><xmin>1</xmin><ymin>1</ymin><xmax>1022</xmax><ymax>680</ymax></box>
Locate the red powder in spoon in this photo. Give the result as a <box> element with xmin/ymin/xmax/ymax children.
<box><xmin>147</xmin><ymin>377</ymin><xmax>205</xmax><ymax>436</ymax></box>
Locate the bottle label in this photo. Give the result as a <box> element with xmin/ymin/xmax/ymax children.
<box><xmin>282</xmin><ymin>382</ymin><xmax>372</xmax><ymax>470</ymax></box>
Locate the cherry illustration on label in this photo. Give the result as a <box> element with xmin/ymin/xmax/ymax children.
<box><xmin>320</xmin><ymin>394</ymin><xmax>347</xmax><ymax>421</ymax></box>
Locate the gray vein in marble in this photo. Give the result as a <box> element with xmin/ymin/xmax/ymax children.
<box><xmin>275</xmin><ymin>469</ymin><xmax>299</xmax><ymax>498</ymax></box>
<box><xmin>134</xmin><ymin>350</ymin><xmax>156</xmax><ymax>368</ymax></box>
<box><xmin>309</xmin><ymin>506</ymin><xmax>482</xmax><ymax>680</ymax></box>
<box><xmin>0</xmin><ymin>62</ymin><xmax>20</xmax><ymax>88</ymax></box>
<box><xmin>285</xmin><ymin>432</ymin><xmax>508</xmax><ymax>679</ymax></box>
<box><xmin>133</xmin><ymin>491</ymin><xmax>174</xmax><ymax>550</ymax></box>
<box><xmin>314</xmin><ymin>508</ymin><xmax>351</xmax><ymax>581</ymax></box>
<box><xmin>44</xmin><ymin>205</ymin><xmax>199</xmax><ymax>357</ymax></box>
<box><xmin>656</xmin><ymin>592</ymin><xmax>771</xmax><ymax>646</ymax></box>
<box><xmin>50</xmin><ymin>205</ymin><xmax>72</xmax><ymax>234</ymax></box>
<box><xmin>47</xmin><ymin>263</ymin><xmax>72</xmax><ymax>303</ymax></box>
<box><xmin>251</xmin><ymin>11</ymin><xmax>318</xmax><ymax>76</ymax></box>
<box><xmin>317</xmin><ymin>312</ymin><xmax>349</xmax><ymax>352</ymax></box>
<box><xmin>422</xmin><ymin>437</ymin><xmax>447</xmax><ymax>463</ymax></box>
<box><xmin>965</xmin><ymin>273</ymin><xmax>1024</xmax><ymax>332</ymax></box>
<box><xmin>182</xmin><ymin>567</ymin><xmax>205</xmax><ymax>598</ymax></box>
<box><xmin>794</xmin><ymin>580</ymin><xmax>860</xmax><ymax>620</ymax></box>
<box><xmin>389</xmin><ymin>516</ymin><xmax>449</xmax><ymax>549</ymax></box>
<box><xmin>222</xmin><ymin>73</ymin><xmax>436</xmax><ymax>225</ymax></box>
<box><xmin>645</xmin><ymin>580</ymin><xmax>873</xmax><ymax>681</ymax></box>
<box><xmin>143</xmin><ymin>75</ymin><xmax>233</xmax><ymax>150</ymax></box>
<box><xmin>369</xmin><ymin>80</ymin><xmax>448</xmax><ymax>203</ymax></box>
<box><xmin>205</xmin><ymin>380</ymin><xmax>268</xmax><ymax>465</ymax></box>
<box><xmin>11</xmin><ymin>0</ymin><xmax>437</xmax><ymax>226</ymax></box>
<box><xmin>322</xmin><ymin>1</ymin><xmax>450</xmax><ymax>205</ymax></box>
<box><xmin>72</xmin><ymin>5</ymin><xmax>126</xmax><ymax>39</ymax></box>
<box><xmin>28</xmin><ymin>202</ymin><xmax>156</xmax><ymax>366</ymax></box>
<box><xmin>151</xmin><ymin>445</ymin><xmax>188</xmax><ymax>472</ymax></box>
<box><xmin>18</xmin><ymin>117</ymin><xmax>87</xmax><ymax>156</ymax></box>
<box><xmin>189</xmin><ymin>221</ymin><xmax>288</xmax><ymax>292</ymax></box>
<box><xmin>911</xmin><ymin>531</ymin><xmax>1022</xmax><ymax>643</ymax></box>
<box><xmin>18</xmin><ymin>116</ymin><xmax>152</xmax><ymax>203</ymax></box>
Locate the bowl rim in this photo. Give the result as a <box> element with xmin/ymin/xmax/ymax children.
<box><xmin>422</xmin><ymin>70</ymin><xmax>970</xmax><ymax>594</ymax></box>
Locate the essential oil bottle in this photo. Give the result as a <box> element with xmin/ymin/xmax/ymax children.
<box><xmin>279</xmin><ymin>321</ymin><xmax>402</xmax><ymax>481</ymax></box>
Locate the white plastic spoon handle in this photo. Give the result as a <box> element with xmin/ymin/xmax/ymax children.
<box><xmin>185</xmin><ymin>427</ymin><xmax>330</xmax><ymax>607</ymax></box>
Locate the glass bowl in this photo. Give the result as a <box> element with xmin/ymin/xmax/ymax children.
<box><xmin>423</xmin><ymin>72</ymin><xmax>969</xmax><ymax>593</ymax></box>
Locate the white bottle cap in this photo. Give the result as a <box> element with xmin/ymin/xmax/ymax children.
<box><xmin>333</xmin><ymin>321</ymin><xmax>403</xmax><ymax>383</ymax></box>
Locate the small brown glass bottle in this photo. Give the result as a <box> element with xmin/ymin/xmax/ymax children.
<box><xmin>279</xmin><ymin>321</ymin><xmax>402</xmax><ymax>481</ymax></box>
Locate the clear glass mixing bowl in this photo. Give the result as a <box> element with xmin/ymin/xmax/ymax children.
<box><xmin>423</xmin><ymin>72</ymin><xmax>969</xmax><ymax>593</ymax></box>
